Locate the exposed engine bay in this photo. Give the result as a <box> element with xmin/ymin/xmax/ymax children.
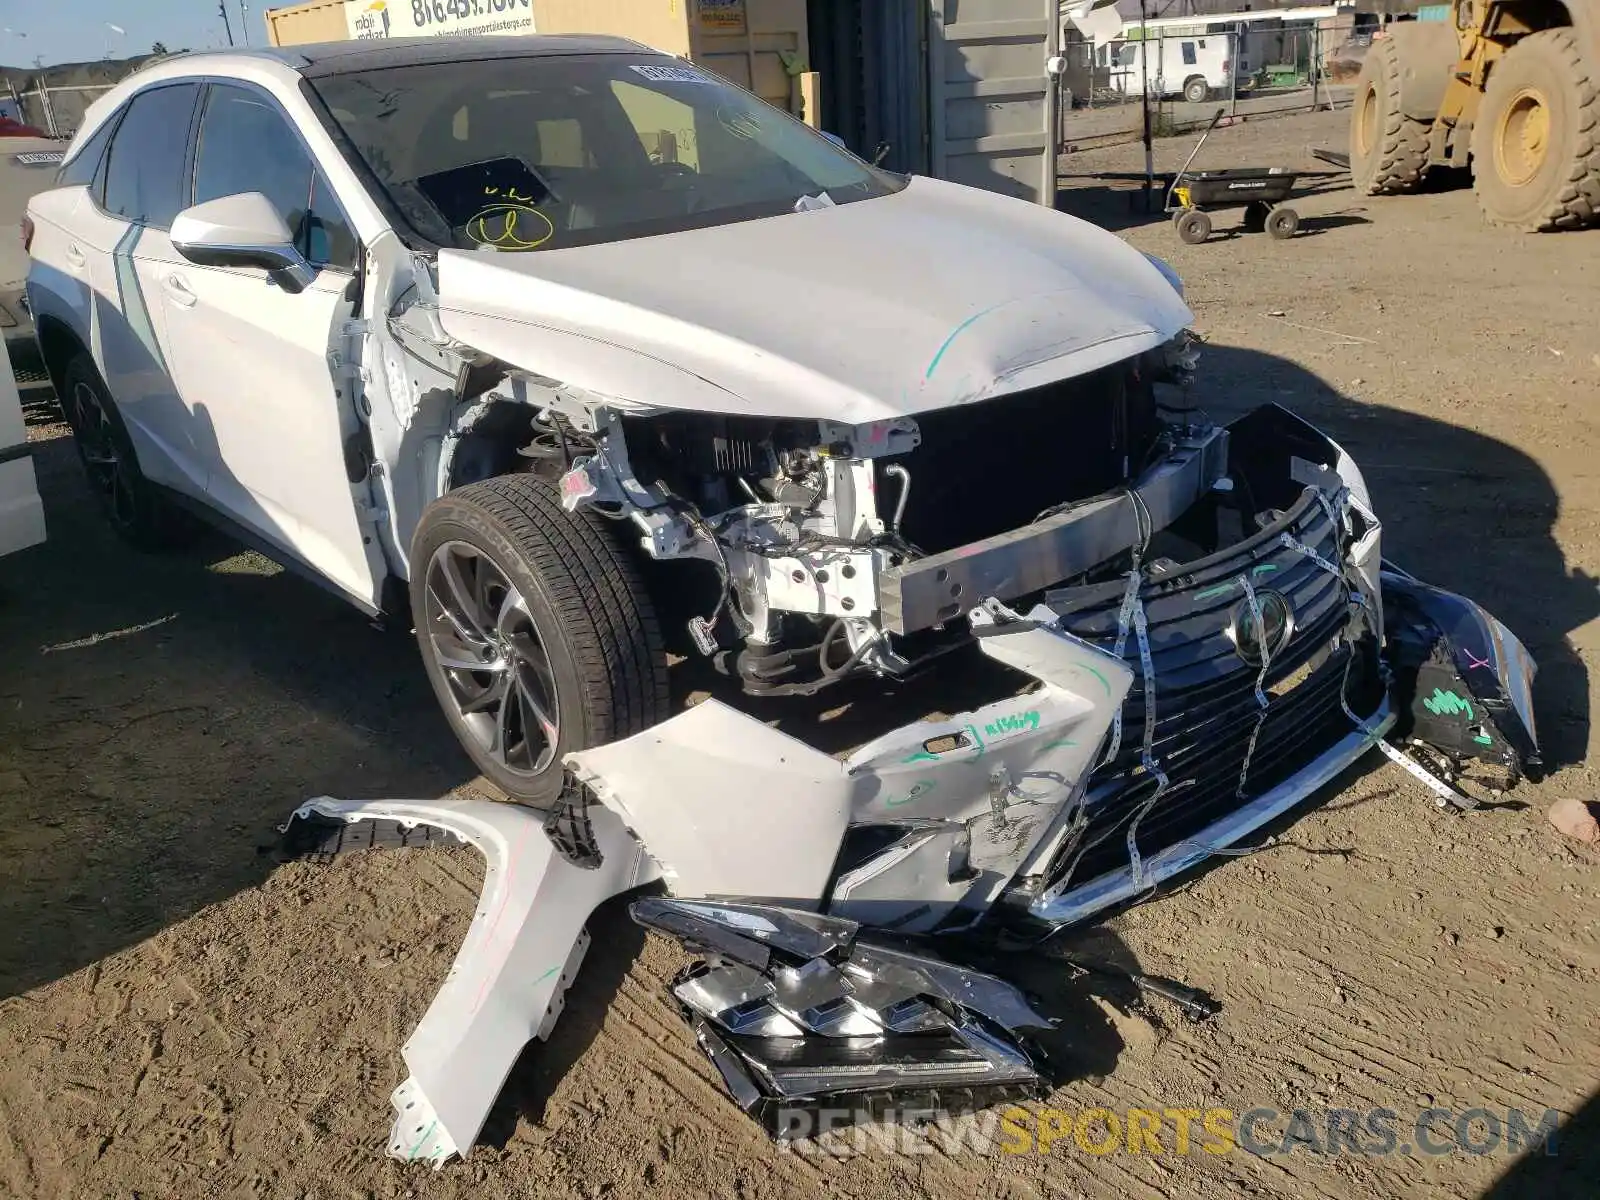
<box><xmin>446</xmin><ymin>330</ymin><xmax>1216</xmax><ymax>703</ymax></box>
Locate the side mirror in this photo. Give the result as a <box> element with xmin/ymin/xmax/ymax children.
<box><xmin>820</xmin><ymin>130</ymin><xmax>847</xmax><ymax>150</ymax></box>
<box><xmin>171</xmin><ymin>191</ymin><xmax>314</xmax><ymax>294</ymax></box>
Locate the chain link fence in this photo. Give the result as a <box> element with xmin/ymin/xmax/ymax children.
<box><xmin>0</xmin><ymin>56</ymin><xmax>162</xmax><ymax>139</ymax></box>
<box><xmin>1058</xmin><ymin>17</ymin><xmax>1367</xmax><ymax>153</ymax></box>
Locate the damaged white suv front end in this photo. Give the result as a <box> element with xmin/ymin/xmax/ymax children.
<box><xmin>28</xmin><ymin>38</ymin><xmax>1539</xmax><ymax>1166</ymax></box>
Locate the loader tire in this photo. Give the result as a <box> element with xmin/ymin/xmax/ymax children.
<box><xmin>1350</xmin><ymin>36</ymin><xmax>1431</xmax><ymax>195</ymax></box>
<box><xmin>410</xmin><ymin>474</ymin><xmax>670</xmax><ymax>806</ymax></box>
<box><xmin>1471</xmin><ymin>28</ymin><xmax>1600</xmax><ymax>231</ymax></box>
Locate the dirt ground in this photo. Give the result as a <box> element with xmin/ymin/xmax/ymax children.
<box><xmin>3</xmin><ymin>107</ymin><xmax>1599</xmax><ymax>1200</ymax></box>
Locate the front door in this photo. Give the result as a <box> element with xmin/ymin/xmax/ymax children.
<box><xmin>157</xmin><ymin>82</ymin><xmax>385</xmax><ymax>609</ymax></box>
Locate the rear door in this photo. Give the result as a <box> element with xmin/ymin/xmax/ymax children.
<box><xmin>88</xmin><ymin>82</ymin><xmax>208</xmax><ymax>496</ymax></box>
<box><xmin>157</xmin><ymin>81</ymin><xmax>384</xmax><ymax>609</ymax></box>
<box><xmin>926</xmin><ymin>0</ymin><xmax>1061</xmax><ymax>204</ymax></box>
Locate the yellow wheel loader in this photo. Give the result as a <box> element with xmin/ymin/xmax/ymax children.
<box><xmin>1350</xmin><ymin>0</ymin><xmax>1600</xmax><ymax>230</ymax></box>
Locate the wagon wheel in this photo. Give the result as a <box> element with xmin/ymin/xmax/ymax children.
<box><xmin>1176</xmin><ymin>208</ymin><xmax>1213</xmax><ymax>244</ymax></box>
<box><xmin>1265</xmin><ymin>206</ymin><xmax>1300</xmax><ymax>239</ymax></box>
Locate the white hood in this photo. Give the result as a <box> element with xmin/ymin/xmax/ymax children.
<box><xmin>435</xmin><ymin>176</ymin><xmax>1193</xmax><ymax>423</ymax></box>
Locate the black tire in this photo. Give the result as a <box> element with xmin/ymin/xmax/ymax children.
<box><xmin>1350</xmin><ymin>37</ymin><xmax>1431</xmax><ymax>195</ymax></box>
<box><xmin>1265</xmin><ymin>206</ymin><xmax>1300</xmax><ymax>239</ymax></box>
<box><xmin>60</xmin><ymin>354</ymin><xmax>192</xmax><ymax>551</ymax></box>
<box><xmin>409</xmin><ymin>473</ymin><xmax>670</xmax><ymax>805</ymax></box>
<box><xmin>1183</xmin><ymin>77</ymin><xmax>1209</xmax><ymax>105</ymax></box>
<box><xmin>1470</xmin><ymin>28</ymin><xmax>1600</xmax><ymax>231</ymax></box>
<box><xmin>1176</xmin><ymin>208</ymin><xmax>1213</xmax><ymax>244</ymax></box>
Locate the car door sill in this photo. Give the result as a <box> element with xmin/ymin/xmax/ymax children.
<box><xmin>158</xmin><ymin>484</ymin><xmax>389</xmax><ymax>618</ymax></box>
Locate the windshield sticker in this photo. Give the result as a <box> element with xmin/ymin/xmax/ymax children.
<box><xmin>630</xmin><ymin>64</ymin><xmax>715</xmax><ymax>85</ymax></box>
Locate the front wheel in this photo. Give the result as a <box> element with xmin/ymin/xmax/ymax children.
<box><xmin>1176</xmin><ymin>208</ymin><xmax>1213</xmax><ymax>244</ymax></box>
<box><xmin>409</xmin><ymin>474</ymin><xmax>670</xmax><ymax>805</ymax></box>
<box><xmin>1470</xmin><ymin>28</ymin><xmax>1600</xmax><ymax>231</ymax></box>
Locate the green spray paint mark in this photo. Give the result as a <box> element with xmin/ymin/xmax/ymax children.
<box><xmin>885</xmin><ymin>780</ymin><xmax>938</xmax><ymax>807</ymax></box>
<box><xmin>1252</xmin><ymin>563</ymin><xmax>1279</xmax><ymax>576</ymax></box>
<box><xmin>1196</xmin><ymin>583</ymin><xmax>1234</xmax><ymax>602</ymax></box>
<box><xmin>532</xmin><ymin>965</ymin><xmax>560</xmax><ymax>986</ymax></box>
<box><xmin>924</xmin><ymin>300</ymin><xmax>1011</xmax><ymax>379</ymax></box>
<box><xmin>1042</xmin><ymin>738</ymin><xmax>1079</xmax><ymax>751</ymax></box>
<box><xmin>984</xmin><ymin>710</ymin><xmax>1041</xmax><ymax>739</ymax></box>
<box><xmin>900</xmin><ymin>749</ymin><xmax>941</xmax><ymax>765</ymax></box>
<box><xmin>1473</xmin><ymin>733</ymin><xmax>1494</xmax><ymax>746</ymax></box>
<box><xmin>406</xmin><ymin>1120</ymin><xmax>439</xmax><ymax>1160</ymax></box>
<box><xmin>1423</xmin><ymin>688</ymin><xmax>1474</xmax><ymax>721</ymax></box>
<box><xmin>1079</xmin><ymin>664</ymin><xmax>1113</xmax><ymax>697</ymax></box>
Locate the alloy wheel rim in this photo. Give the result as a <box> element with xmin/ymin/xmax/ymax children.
<box><xmin>1356</xmin><ymin>84</ymin><xmax>1377</xmax><ymax>157</ymax></box>
<box><xmin>70</xmin><ymin>382</ymin><xmax>135</xmax><ymax>529</ymax></box>
<box><xmin>1495</xmin><ymin>87</ymin><xmax>1550</xmax><ymax>188</ymax></box>
<box><xmin>423</xmin><ymin>540</ymin><xmax>561</xmax><ymax>777</ymax></box>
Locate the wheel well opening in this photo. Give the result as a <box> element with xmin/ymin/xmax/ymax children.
<box><xmin>1492</xmin><ymin>0</ymin><xmax>1572</xmax><ymax>40</ymax></box>
<box><xmin>34</xmin><ymin>315</ymin><xmax>85</xmax><ymax>398</ymax></box>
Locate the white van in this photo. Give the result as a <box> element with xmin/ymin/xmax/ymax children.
<box><xmin>1104</xmin><ymin>36</ymin><xmax>1243</xmax><ymax>104</ymax></box>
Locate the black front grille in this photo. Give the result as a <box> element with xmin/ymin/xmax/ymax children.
<box><xmin>1046</xmin><ymin>490</ymin><xmax>1384</xmax><ymax>888</ymax></box>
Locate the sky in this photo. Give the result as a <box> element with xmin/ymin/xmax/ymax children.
<box><xmin>1</xmin><ymin>0</ymin><xmax>261</xmax><ymax>68</ymax></box>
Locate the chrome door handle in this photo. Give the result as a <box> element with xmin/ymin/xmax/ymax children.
<box><xmin>162</xmin><ymin>274</ymin><xmax>197</xmax><ymax>308</ymax></box>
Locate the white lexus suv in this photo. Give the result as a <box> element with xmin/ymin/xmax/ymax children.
<box><xmin>26</xmin><ymin>36</ymin><xmax>1538</xmax><ymax>940</ymax></box>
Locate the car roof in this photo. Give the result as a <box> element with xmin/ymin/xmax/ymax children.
<box><xmin>159</xmin><ymin>34</ymin><xmax>655</xmax><ymax>79</ymax></box>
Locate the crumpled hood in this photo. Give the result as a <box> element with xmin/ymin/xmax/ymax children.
<box><xmin>435</xmin><ymin>176</ymin><xmax>1193</xmax><ymax>423</ymax></box>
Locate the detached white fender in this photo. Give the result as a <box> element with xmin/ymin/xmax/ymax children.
<box><xmin>284</xmin><ymin>796</ymin><xmax>659</xmax><ymax>1167</ymax></box>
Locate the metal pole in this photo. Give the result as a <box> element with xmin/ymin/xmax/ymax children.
<box><xmin>34</xmin><ymin>86</ymin><xmax>57</xmax><ymax>139</ymax></box>
<box><xmin>1310</xmin><ymin>24</ymin><xmax>1322</xmax><ymax>110</ymax></box>
<box><xmin>219</xmin><ymin>0</ymin><xmax>236</xmax><ymax>47</ymax></box>
<box><xmin>1140</xmin><ymin>0</ymin><xmax>1153</xmax><ymax>210</ymax></box>
<box><xmin>1229</xmin><ymin>24</ymin><xmax>1238</xmax><ymax>118</ymax></box>
<box><xmin>240</xmin><ymin>2</ymin><xmax>253</xmax><ymax>46</ymax></box>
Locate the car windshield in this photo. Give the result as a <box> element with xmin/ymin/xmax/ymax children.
<box><xmin>310</xmin><ymin>53</ymin><xmax>903</xmax><ymax>253</ymax></box>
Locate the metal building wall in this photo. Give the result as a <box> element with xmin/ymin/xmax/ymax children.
<box><xmin>806</xmin><ymin>0</ymin><xmax>927</xmax><ymax>176</ymax></box>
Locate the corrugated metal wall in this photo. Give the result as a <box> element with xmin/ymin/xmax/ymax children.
<box><xmin>806</xmin><ymin>0</ymin><xmax>927</xmax><ymax>175</ymax></box>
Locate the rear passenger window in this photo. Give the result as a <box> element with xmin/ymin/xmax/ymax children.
<box><xmin>192</xmin><ymin>84</ymin><xmax>357</xmax><ymax>271</ymax></box>
<box><xmin>1182</xmin><ymin>42</ymin><xmax>1198</xmax><ymax>66</ymax></box>
<box><xmin>57</xmin><ymin>114</ymin><xmax>119</xmax><ymax>188</ymax></box>
<box><xmin>101</xmin><ymin>83</ymin><xmax>201</xmax><ymax>228</ymax></box>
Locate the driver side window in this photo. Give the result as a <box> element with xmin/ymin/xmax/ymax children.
<box><xmin>192</xmin><ymin>83</ymin><xmax>357</xmax><ymax>271</ymax></box>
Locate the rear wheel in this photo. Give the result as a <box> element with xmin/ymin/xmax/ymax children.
<box><xmin>1183</xmin><ymin>77</ymin><xmax>1209</xmax><ymax>105</ymax></box>
<box><xmin>1265</xmin><ymin>206</ymin><xmax>1300</xmax><ymax>239</ymax></box>
<box><xmin>410</xmin><ymin>474</ymin><xmax>670</xmax><ymax>805</ymax></box>
<box><xmin>1349</xmin><ymin>37</ymin><xmax>1431</xmax><ymax>195</ymax></box>
<box><xmin>1471</xmin><ymin>28</ymin><xmax>1600</xmax><ymax>231</ymax></box>
<box><xmin>60</xmin><ymin>354</ymin><xmax>192</xmax><ymax>550</ymax></box>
